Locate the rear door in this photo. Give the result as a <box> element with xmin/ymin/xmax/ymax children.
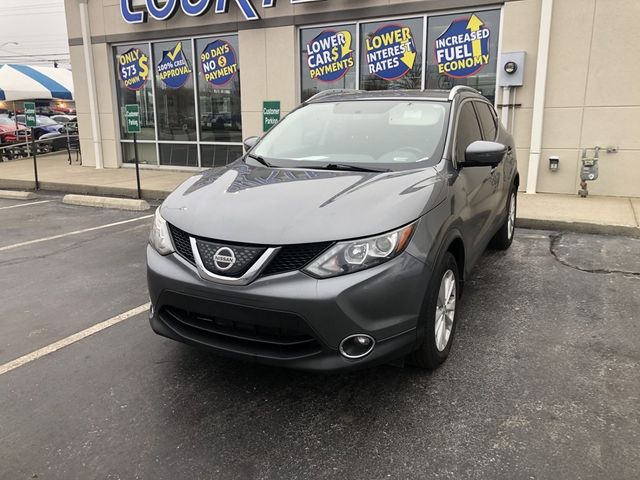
<box><xmin>452</xmin><ymin>101</ymin><xmax>496</xmax><ymax>265</ymax></box>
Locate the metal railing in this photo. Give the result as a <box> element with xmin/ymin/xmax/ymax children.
<box><xmin>0</xmin><ymin>132</ymin><xmax>81</xmax><ymax>165</ymax></box>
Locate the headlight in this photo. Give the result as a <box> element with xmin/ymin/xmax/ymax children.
<box><xmin>149</xmin><ymin>208</ymin><xmax>174</xmax><ymax>255</ymax></box>
<box><xmin>303</xmin><ymin>223</ymin><xmax>416</xmax><ymax>278</ymax></box>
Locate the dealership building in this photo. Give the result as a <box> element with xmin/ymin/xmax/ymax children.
<box><xmin>64</xmin><ymin>0</ymin><xmax>639</xmax><ymax>197</ymax></box>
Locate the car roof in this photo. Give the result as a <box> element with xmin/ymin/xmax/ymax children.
<box><xmin>305</xmin><ymin>87</ymin><xmax>484</xmax><ymax>104</ymax></box>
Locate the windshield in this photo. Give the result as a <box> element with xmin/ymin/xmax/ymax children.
<box><xmin>252</xmin><ymin>100</ymin><xmax>449</xmax><ymax>169</ymax></box>
<box><xmin>0</xmin><ymin>117</ymin><xmax>15</xmax><ymax>126</ymax></box>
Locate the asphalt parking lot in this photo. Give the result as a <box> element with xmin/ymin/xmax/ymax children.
<box><xmin>1</xmin><ymin>194</ymin><xmax>639</xmax><ymax>480</ymax></box>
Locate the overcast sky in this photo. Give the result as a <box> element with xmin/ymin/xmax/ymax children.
<box><xmin>0</xmin><ymin>0</ymin><xmax>70</xmax><ymax>69</ymax></box>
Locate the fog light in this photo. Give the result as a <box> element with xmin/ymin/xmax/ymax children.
<box><xmin>339</xmin><ymin>334</ymin><xmax>375</xmax><ymax>359</ymax></box>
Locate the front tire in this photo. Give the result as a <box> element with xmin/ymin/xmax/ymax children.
<box><xmin>489</xmin><ymin>188</ymin><xmax>517</xmax><ymax>250</ymax></box>
<box><xmin>409</xmin><ymin>252</ymin><xmax>459</xmax><ymax>370</ymax></box>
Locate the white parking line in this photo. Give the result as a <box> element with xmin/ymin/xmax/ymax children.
<box><xmin>0</xmin><ymin>200</ymin><xmax>53</xmax><ymax>210</ymax></box>
<box><xmin>0</xmin><ymin>214</ymin><xmax>153</xmax><ymax>252</ymax></box>
<box><xmin>0</xmin><ymin>303</ymin><xmax>150</xmax><ymax>376</ymax></box>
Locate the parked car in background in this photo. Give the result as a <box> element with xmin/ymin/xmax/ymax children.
<box><xmin>0</xmin><ymin>116</ymin><xmax>30</xmax><ymax>145</ymax></box>
<box><xmin>50</xmin><ymin>114</ymin><xmax>77</xmax><ymax>125</ymax></box>
<box><xmin>50</xmin><ymin>104</ymin><xmax>76</xmax><ymax>115</ymax></box>
<box><xmin>15</xmin><ymin>114</ymin><xmax>66</xmax><ymax>151</ymax></box>
<box><xmin>147</xmin><ymin>87</ymin><xmax>519</xmax><ymax>372</ymax></box>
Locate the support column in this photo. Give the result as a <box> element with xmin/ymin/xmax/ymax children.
<box><xmin>78</xmin><ymin>0</ymin><xmax>103</xmax><ymax>169</ymax></box>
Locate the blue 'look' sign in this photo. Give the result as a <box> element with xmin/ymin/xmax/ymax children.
<box><xmin>435</xmin><ymin>14</ymin><xmax>491</xmax><ymax>78</ymax></box>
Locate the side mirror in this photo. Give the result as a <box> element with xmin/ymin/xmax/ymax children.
<box><xmin>461</xmin><ymin>141</ymin><xmax>508</xmax><ymax>168</ymax></box>
<box><xmin>243</xmin><ymin>136</ymin><xmax>259</xmax><ymax>152</ymax></box>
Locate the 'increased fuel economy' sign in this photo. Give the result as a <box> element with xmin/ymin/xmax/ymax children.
<box><xmin>435</xmin><ymin>14</ymin><xmax>491</xmax><ymax>78</ymax></box>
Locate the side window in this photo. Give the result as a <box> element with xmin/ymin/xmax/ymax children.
<box><xmin>455</xmin><ymin>102</ymin><xmax>483</xmax><ymax>162</ymax></box>
<box><xmin>475</xmin><ymin>102</ymin><xmax>498</xmax><ymax>141</ymax></box>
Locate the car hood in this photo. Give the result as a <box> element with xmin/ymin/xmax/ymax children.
<box><xmin>161</xmin><ymin>161</ymin><xmax>447</xmax><ymax>245</ymax></box>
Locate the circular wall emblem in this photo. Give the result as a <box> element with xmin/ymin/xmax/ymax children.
<box><xmin>213</xmin><ymin>247</ymin><xmax>236</xmax><ymax>271</ymax></box>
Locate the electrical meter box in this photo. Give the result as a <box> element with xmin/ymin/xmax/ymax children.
<box><xmin>498</xmin><ymin>52</ymin><xmax>526</xmax><ymax>87</ymax></box>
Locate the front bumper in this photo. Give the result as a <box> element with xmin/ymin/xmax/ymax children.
<box><xmin>147</xmin><ymin>245</ymin><xmax>431</xmax><ymax>372</ymax></box>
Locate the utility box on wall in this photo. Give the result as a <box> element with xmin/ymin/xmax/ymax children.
<box><xmin>498</xmin><ymin>51</ymin><xmax>526</xmax><ymax>87</ymax></box>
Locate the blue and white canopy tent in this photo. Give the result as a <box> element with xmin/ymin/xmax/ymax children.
<box><xmin>0</xmin><ymin>64</ymin><xmax>73</xmax><ymax>101</ymax></box>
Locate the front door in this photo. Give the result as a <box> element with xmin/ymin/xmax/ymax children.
<box><xmin>451</xmin><ymin>101</ymin><xmax>498</xmax><ymax>266</ymax></box>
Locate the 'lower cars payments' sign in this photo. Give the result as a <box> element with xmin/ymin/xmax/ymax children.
<box><xmin>306</xmin><ymin>30</ymin><xmax>354</xmax><ymax>82</ymax></box>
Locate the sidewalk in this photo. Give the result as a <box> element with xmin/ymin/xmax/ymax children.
<box><xmin>1</xmin><ymin>153</ymin><xmax>639</xmax><ymax>236</ymax></box>
<box><xmin>0</xmin><ymin>153</ymin><xmax>192</xmax><ymax>200</ymax></box>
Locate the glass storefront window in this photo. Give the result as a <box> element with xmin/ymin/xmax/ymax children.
<box><xmin>115</xmin><ymin>36</ymin><xmax>243</xmax><ymax>169</ymax></box>
<box><xmin>200</xmin><ymin>144</ymin><xmax>243</xmax><ymax>168</ymax></box>
<box><xmin>121</xmin><ymin>142</ymin><xmax>158</xmax><ymax>166</ymax></box>
<box><xmin>159</xmin><ymin>143</ymin><xmax>199</xmax><ymax>167</ymax></box>
<box><xmin>114</xmin><ymin>44</ymin><xmax>155</xmax><ymax>141</ymax></box>
<box><xmin>300</xmin><ymin>11</ymin><xmax>501</xmax><ymax>102</ymax></box>
<box><xmin>359</xmin><ymin>18</ymin><xmax>423</xmax><ymax>91</ymax></box>
<box><xmin>425</xmin><ymin>10</ymin><xmax>501</xmax><ymax>102</ymax></box>
<box><xmin>195</xmin><ymin>35</ymin><xmax>242</xmax><ymax>143</ymax></box>
<box><xmin>300</xmin><ymin>25</ymin><xmax>357</xmax><ymax>102</ymax></box>
<box><xmin>153</xmin><ymin>40</ymin><xmax>197</xmax><ymax>142</ymax></box>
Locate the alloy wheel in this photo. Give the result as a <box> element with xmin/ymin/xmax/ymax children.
<box><xmin>435</xmin><ymin>269</ymin><xmax>456</xmax><ymax>352</ymax></box>
<box><xmin>507</xmin><ymin>193</ymin><xmax>516</xmax><ymax>240</ymax></box>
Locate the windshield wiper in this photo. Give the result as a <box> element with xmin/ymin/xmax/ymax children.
<box><xmin>313</xmin><ymin>163</ymin><xmax>391</xmax><ymax>173</ymax></box>
<box><xmin>246</xmin><ymin>153</ymin><xmax>272</xmax><ymax>168</ymax></box>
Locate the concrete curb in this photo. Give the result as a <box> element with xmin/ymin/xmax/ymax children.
<box><xmin>0</xmin><ymin>179</ymin><xmax>170</xmax><ymax>200</ymax></box>
<box><xmin>517</xmin><ymin>217</ymin><xmax>640</xmax><ymax>238</ymax></box>
<box><xmin>62</xmin><ymin>194</ymin><xmax>151</xmax><ymax>211</ymax></box>
<box><xmin>0</xmin><ymin>189</ymin><xmax>38</xmax><ymax>200</ymax></box>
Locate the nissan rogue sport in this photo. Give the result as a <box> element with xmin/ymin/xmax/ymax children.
<box><xmin>147</xmin><ymin>86</ymin><xmax>519</xmax><ymax>372</ymax></box>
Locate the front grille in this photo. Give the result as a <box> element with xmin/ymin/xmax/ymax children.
<box><xmin>160</xmin><ymin>305</ymin><xmax>322</xmax><ymax>359</ymax></box>
<box><xmin>168</xmin><ymin>223</ymin><xmax>333</xmax><ymax>278</ymax></box>
<box><xmin>196</xmin><ymin>239</ymin><xmax>265</xmax><ymax>277</ymax></box>
<box><xmin>262</xmin><ymin>242</ymin><xmax>333</xmax><ymax>276</ymax></box>
<box><xmin>168</xmin><ymin>224</ymin><xmax>194</xmax><ymax>263</ymax></box>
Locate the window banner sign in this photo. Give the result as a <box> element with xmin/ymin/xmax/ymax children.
<box><xmin>306</xmin><ymin>30</ymin><xmax>354</xmax><ymax>82</ymax></box>
<box><xmin>118</xmin><ymin>47</ymin><xmax>150</xmax><ymax>91</ymax></box>
<box><xmin>200</xmin><ymin>40</ymin><xmax>239</xmax><ymax>87</ymax></box>
<box><xmin>365</xmin><ymin>24</ymin><xmax>417</xmax><ymax>81</ymax></box>
<box><xmin>157</xmin><ymin>42</ymin><xmax>192</xmax><ymax>89</ymax></box>
<box><xmin>435</xmin><ymin>14</ymin><xmax>490</xmax><ymax>78</ymax></box>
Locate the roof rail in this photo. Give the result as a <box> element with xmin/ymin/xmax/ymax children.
<box><xmin>306</xmin><ymin>89</ymin><xmax>363</xmax><ymax>102</ymax></box>
<box><xmin>448</xmin><ymin>85</ymin><xmax>480</xmax><ymax>100</ymax></box>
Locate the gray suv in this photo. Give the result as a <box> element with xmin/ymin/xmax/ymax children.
<box><xmin>147</xmin><ymin>87</ymin><xmax>518</xmax><ymax>372</ymax></box>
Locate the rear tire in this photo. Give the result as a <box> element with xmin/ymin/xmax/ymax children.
<box><xmin>489</xmin><ymin>188</ymin><xmax>517</xmax><ymax>250</ymax></box>
<box><xmin>409</xmin><ymin>252</ymin><xmax>459</xmax><ymax>370</ymax></box>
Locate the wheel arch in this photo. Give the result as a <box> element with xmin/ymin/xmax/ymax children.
<box><xmin>446</xmin><ymin>236</ymin><xmax>466</xmax><ymax>294</ymax></box>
